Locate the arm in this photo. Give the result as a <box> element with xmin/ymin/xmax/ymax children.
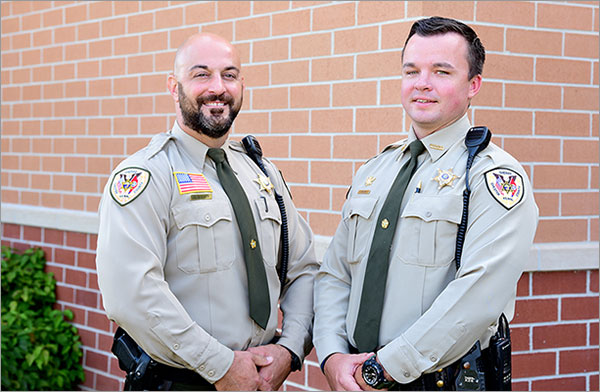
<box><xmin>252</xmin><ymin>162</ymin><xmax>319</xmax><ymax>389</ymax></box>
<box><xmin>96</xmin><ymin>158</ymin><xmax>234</xmax><ymax>384</ymax></box>
<box><xmin>377</xmin><ymin>159</ymin><xmax>539</xmax><ymax>383</ymax></box>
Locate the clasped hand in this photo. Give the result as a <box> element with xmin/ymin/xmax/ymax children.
<box><xmin>214</xmin><ymin>344</ymin><xmax>292</xmax><ymax>391</ymax></box>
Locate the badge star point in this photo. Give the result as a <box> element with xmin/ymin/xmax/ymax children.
<box><xmin>253</xmin><ymin>174</ymin><xmax>274</xmax><ymax>195</ymax></box>
<box><xmin>433</xmin><ymin>168</ymin><xmax>459</xmax><ymax>189</ymax></box>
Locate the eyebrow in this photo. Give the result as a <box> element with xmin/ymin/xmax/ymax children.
<box><xmin>402</xmin><ymin>62</ymin><xmax>455</xmax><ymax>69</ymax></box>
<box><xmin>188</xmin><ymin>64</ymin><xmax>240</xmax><ymax>73</ymax></box>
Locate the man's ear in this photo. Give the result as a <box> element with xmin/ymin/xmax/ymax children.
<box><xmin>167</xmin><ymin>74</ymin><xmax>179</xmax><ymax>102</ymax></box>
<box><xmin>468</xmin><ymin>74</ymin><xmax>482</xmax><ymax>99</ymax></box>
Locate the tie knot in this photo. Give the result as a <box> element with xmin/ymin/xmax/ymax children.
<box><xmin>409</xmin><ymin>139</ymin><xmax>425</xmax><ymax>159</ymax></box>
<box><xmin>207</xmin><ymin>148</ymin><xmax>226</xmax><ymax>164</ymax></box>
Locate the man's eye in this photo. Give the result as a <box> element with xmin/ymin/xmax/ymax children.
<box><xmin>195</xmin><ymin>72</ymin><xmax>209</xmax><ymax>78</ymax></box>
<box><xmin>223</xmin><ymin>73</ymin><xmax>238</xmax><ymax>80</ymax></box>
<box><xmin>404</xmin><ymin>70</ymin><xmax>418</xmax><ymax>75</ymax></box>
<box><xmin>435</xmin><ymin>70</ymin><xmax>449</xmax><ymax>75</ymax></box>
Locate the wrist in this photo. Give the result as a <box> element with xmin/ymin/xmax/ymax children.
<box><xmin>362</xmin><ymin>355</ymin><xmax>396</xmax><ymax>389</ymax></box>
<box><xmin>279</xmin><ymin>344</ymin><xmax>302</xmax><ymax>372</ymax></box>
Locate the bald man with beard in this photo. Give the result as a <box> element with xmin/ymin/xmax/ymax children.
<box><xmin>96</xmin><ymin>33</ymin><xmax>318</xmax><ymax>391</ymax></box>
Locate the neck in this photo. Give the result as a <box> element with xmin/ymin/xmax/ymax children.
<box><xmin>176</xmin><ymin>119</ymin><xmax>229</xmax><ymax>148</ymax></box>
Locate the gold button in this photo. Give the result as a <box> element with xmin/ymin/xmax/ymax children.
<box><xmin>250</xmin><ymin>239</ymin><xmax>257</xmax><ymax>249</ymax></box>
<box><xmin>437</xmin><ymin>368</ymin><xmax>443</xmax><ymax>373</ymax></box>
<box><xmin>436</xmin><ymin>380</ymin><xmax>444</xmax><ymax>388</ymax></box>
<box><xmin>463</xmin><ymin>361</ymin><xmax>471</xmax><ymax>369</ymax></box>
<box><xmin>381</xmin><ymin>218</ymin><xmax>389</xmax><ymax>229</ymax></box>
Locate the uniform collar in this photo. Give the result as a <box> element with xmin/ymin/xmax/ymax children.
<box><xmin>406</xmin><ymin>114</ymin><xmax>472</xmax><ymax>162</ymax></box>
<box><xmin>171</xmin><ymin>121</ymin><xmax>235</xmax><ymax>169</ymax></box>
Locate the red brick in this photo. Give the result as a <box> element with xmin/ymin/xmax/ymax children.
<box><xmin>357</xmin><ymin>1</ymin><xmax>404</xmax><ymax>24</ymax></box>
<box><xmin>512</xmin><ymin>381</ymin><xmax>529</xmax><ymax>391</ymax></box>
<box><xmin>333</xmin><ymin>135</ymin><xmax>378</xmax><ymax>160</ymax></box>
<box><xmin>512</xmin><ymin>352</ymin><xmax>556</xmax><ymax>378</ymax></box>
<box><xmin>563</xmin><ymin>139</ymin><xmax>599</xmax><ymax>163</ymax></box>
<box><xmin>64</xmin><ymin>305</ymin><xmax>85</xmax><ymax>325</ymax></box>
<box><xmin>357</xmin><ymin>51</ymin><xmax>402</xmax><ymax>78</ymax></box>
<box><xmin>291</xmin><ymin>135</ymin><xmax>330</xmax><ymax>159</ymax></box>
<box><xmin>66</xmin><ymin>231</ymin><xmax>87</xmax><ymax>249</ymax></box>
<box><xmin>307</xmin><ymin>362</ymin><xmax>332</xmax><ymax>391</ymax></box>
<box><xmin>561</xmin><ymin>296</ymin><xmax>599</xmax><ymax>320</ymax></box>
<box><xmin>564</xmin><ymin>86</ymin><xmax>599</xmax><ymax>111</ymax></box>
<box><xmin>88</xmin><ymin>310</ymin><xmax>111</xmax><ymax>332</ymax></box>
<box><xmin>533</xmin><ymin>323</ymin><xmax>587</xmax><ymax>349</ymax></box>
<box><xmin>66</xmin><ymin>268</ymin><xmax>87</xmax><ymax>287</ymax></box>
<box><xmin>356</xmin><ymin>108</ymin><xmax>403</xmax><ymax>133</ymax></box>
<box><xmin>535</xmin><ymin>219</ymin><xmax>588</xmax><ymax>243</ymax></box>
<box><xmin>75</xmin><ymin>289</ymin><xmax>98</xmax><ymax>308</ymax></box>
<box><xmin>559</xmin><ymin>348</ymin><xmax>599</xmax><ymax>374</ymax></box>
<box><xmin>532</xmin><ymin>376</ymin><xmax>586</xmax><ymax>391</ymax></box>
<box><xmin>96</xmin><ymin>373</ymin><xmax>121</xmax><ymax>390</ymax></box>
<box><xmin>538</xmin><ymin>3</ymin><xmax>594</xmax><ymax>30</ymax></box>
<box><xmin>291</xmin><ymin>33</ymin><xmax>331</xmax><ymax>59</ymax></box>
<box><xmin>78</xmin><ymin>328</ymin><xmax>97</xmax><ymax>349</ymax></box>
<box><xmin>590</xmin><ymin>322</ymin><xmax>598</xmax><ymax>346</ymax></box>
<box><xmin>98</xmin><ymin>333</ymin><xmax>113</xmax><ymax>353</ymax></box>
<box><xmin>291</xmin><ymin>84</ymin><xmax>329</xmax><ymax>108</ymax></box>
<box><xmin>513</xmin><ymin>298</ymin><xmax>558</xmax><ymax>324</ymax></box>
<box><xmin>82</xmin><ymin>370</ymin><xmax>95</xmax><ymax>389</ymax></box>
<box><xmin>333</xmin><ymin>81</ymin><xmax>377</xmax><ymax>107</ymax></box>
<box><xmin>591</xmin><ymin>270</ymin><xmax>599</xmax><ymax>293</ymax></box>
<box><xmin>271</xmin><ymin>111</ymin><xmax>308</xmax><ymax>134</ymax></box>
<box><xmin>2</xmin><ymin>223</ymin><xmax>21</xmax><ymax>239</ymax></box>
<box><xmin>55</xmin><ymin>248</ymin><xmax>75</xmax><ymax>266</ymax></box>
<box><xmin>506</xmin><ymin>84</ymin><xmax>561</xmax><ymax>109</ymax></box>
<box><xmin>533</xmin><ymin>271</ymin><xmax>587</xmax><ymax>295</ymax></box>
<box><xmin>272</xmin><ymin>9</ymin><xmax>310</xmax><ymax>36</ymax></box>
<box><xmin>85</xmin><ymin>350</ymin><xmax>108</xmax><ymax>372</ymax></box>
<box><xmin>533</xmin><ymin>165</ymin><xmax>588</xmax><ymax>189</ymax></box>
<box><xmin>516</xmin><ymin>273</ymin><xmax>529</xmax><ymax>296</ymax></box>
<box><xmin>503</xmin><ymin>137</ymin><xmax>560</xmax><ymax>163</ymax></box>
<box><xmin>313</xmin><ymin>2</ymin><xmax>355</xmax><ymax>31</ymax></box>
<box><xmin>311</xmin><ymin>109</ymin><xmax>353</xmax><ymax>133</ymax></box>
<box><xmin>46</xmin><ymin>265</ymin><xmax>64</xmax><ymax>283</ymax></box>
<box><xmin>291</xmin><ymin>186</ymin><xmax>329</xmax><ymax>210</ymax></box>
<box><xmin>561</xmin><ymin>192</ymin><xmax>599</xmax><ymax>216</ymax></box>
<box><xmin>511</xmin><ymin>326</ymin><xmax>530</xmax><ymax>351</ymax></box>
<box><xmin>311</xmin><ymin>161</ymin><xmax>353</xmax><ymax>186</ymax></box>
<box><xmin>44</xmin><ymin>228</ymin><xmax>64</xmax><ymax>245</ymax></box>
<box><xmin>591</xmin><ymin>374</ymin><xmax>599</xmax><ymax>392</ymax></box>
<box><xmin>77</xmin><ymin>251</ymin><xmax>97</xmax><ymax>270</ymax></box>
<box><xmin>506</xmin><ymin>28</ymin><xmax>562</xmax><ymax>56</ymax></box>
<box><xmin>89</xmin><ymin>234</ymin><xmax>99</xmax><ymax>251</ymax></box>
<box><xmin>536</xmin><ymin>58</ymin><xmax>591</xmax><ymax>84</ymax></box>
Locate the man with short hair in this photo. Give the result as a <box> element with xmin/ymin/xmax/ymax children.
<box><xmin>96</xmin><ymin>33</ymin><xmax>318</xmax><ymax>391</ymax></box>
<box><xmin>313</xmin><ymin>17</ymin><xmax>538</xmax><ymax>391</ymax></box>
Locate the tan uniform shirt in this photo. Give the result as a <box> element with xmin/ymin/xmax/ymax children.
<box><xmin>96</xmin><ymin>122</ymin><xmax>318</xmax><ymax>383</ymax></box>
<box><xmin>313</xmin><ymin>115</ymin><xmax>538</xmax><ymax>383</ymax></box>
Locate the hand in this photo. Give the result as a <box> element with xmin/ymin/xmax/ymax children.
<box><xmin>353</xmin><ymin>356</ymin><xmax>393</xmax><ymax>391</ymax></box>
<box><xmin>323</xmin><ymin>352</ymin><xmax>373</xmax><ymax>391</ymax></box>
<box><xmin>247</xmin><ymin>344</ymin><xmax>292</xmax><ymax>391</ymax></box>
<box><xmin>214</xmin><ymin>350</ymin><xmax>273</xmax><ymax>391</ymax></box>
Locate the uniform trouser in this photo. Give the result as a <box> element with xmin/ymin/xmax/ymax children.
<box><xmin>123</xmin><ymin>364</ymin><xmax>215</xmax><ymax>391</ymax></box>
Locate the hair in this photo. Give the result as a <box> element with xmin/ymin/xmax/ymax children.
<box><xmin>403</xmin><ymin>16</ymin><xmax>486</xmax><ymax>80</ymax></box>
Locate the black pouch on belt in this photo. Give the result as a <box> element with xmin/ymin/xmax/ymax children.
<box><xmin>487</xmin><ymin>313</ymin><xmax>512</xmax><ymax>390</ymax></box>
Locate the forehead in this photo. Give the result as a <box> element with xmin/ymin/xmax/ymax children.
<box><xmin>176</xmin><ymin>37</ymin><xmax>241</xmax><ymax>75</ymax></box>
<box><xmin>403</xmin><ymin>32</ymin><xmax>469</xmax><ymax>66</ymax></box>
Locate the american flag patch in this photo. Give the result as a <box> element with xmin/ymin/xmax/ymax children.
<box><xmin>173</xmin><ymin>172</ymin><xmax>213</xmax><ymax>194</ymax></box>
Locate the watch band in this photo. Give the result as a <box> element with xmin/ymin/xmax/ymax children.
<box><xmin>362</xmin><ymin>355</ymin><xmax>397</xmax><ymax>389</ymax></box>
<box><xmin>281</xmin><ymin>345</ymin><xmax>302</xmax><ymax>372</ymax></box>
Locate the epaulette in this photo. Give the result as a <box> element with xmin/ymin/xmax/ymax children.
<box><xmin>146</xmin><ymin>132</ymin><xmax>175</xmax><ymax>160</ymax></box>
<box><xmin>363</xmin><ymin>138</ymin><xmax>409</xmax><ymax>166</ymax></box>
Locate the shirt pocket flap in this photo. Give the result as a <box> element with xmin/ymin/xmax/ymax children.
<box><xmin>343</xmin><ymin>196</ymin><xmax>379</xmax><ymax>220</ymax></box>
<box><xmin>172</xmin><ymin>200</ymin><xmax>233</xmax><ymax>229</ymax></box>
<box><xmin>254</xmin><ymin>197</ymin><xmax>281</xmax><ymax>225</ymax></box>
<box><xmin>401</xmin><ymin>194</ymin><xmax>463</xmax><ymax>224</ymax></box>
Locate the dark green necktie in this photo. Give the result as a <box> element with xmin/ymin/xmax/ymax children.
<box><xmin>206</xmin><ymin>148</ymin><xmax>270</xmax><ymax>329</ymax></box>
<box><xmin>354</xmin><ymin>139</ymin><xmax>426</xmax><ymax>352</ymax></box>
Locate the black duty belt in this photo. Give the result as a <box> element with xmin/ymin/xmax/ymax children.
<box><xmin>152</xmin><ymin>362</ymin><xmax>213</xmax><ymax>388</ymax></box>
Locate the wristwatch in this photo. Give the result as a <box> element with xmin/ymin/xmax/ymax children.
<box><xmin>281</xmin><ymin>345</ymin><xmax>302</xmax><ymax>372</ymax></box>
<box><xmin>362</xmin><ymin>355</ymin><xmax>397</xmax><ymax>389</ymax></box>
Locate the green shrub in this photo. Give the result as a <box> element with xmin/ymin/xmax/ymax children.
<box><xmin>1</xmin><ymin>246</ymin><xmax>85</xmax><ymax>390</ymax></box>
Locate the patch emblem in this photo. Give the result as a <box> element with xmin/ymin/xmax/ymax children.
<box><xmin>254</xmin><ymin>174</ymin><xmax>274</xmax><ymax>195</ymax></box>
<box><xmin>485</xmin><ymin>168</ymin><xmax>524</xmax><ymax>210</ymax></box>
<box><xmin>110</xmin><ymin>167</ymin><xmax>151</xmax><ymax>206</ymax></box>
<box><xmin>174</xmin><ymin>172</ymin><xmax>212</xmax><ymax>194</ymax></box>
<box><xmin>365</xmin><ymin>176</ymin><xmax>376</xmax><ymax>186</ymax></box>
<box><xmin>433</xmin><ymin>168</ymin><xmax>459</xmax><ymax>189</ymax></box>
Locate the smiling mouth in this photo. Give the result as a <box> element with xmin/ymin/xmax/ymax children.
<box><xmin>414</xmin><ymin>99</ymin><xmax>436</xmax><ymax>103</ymax></box>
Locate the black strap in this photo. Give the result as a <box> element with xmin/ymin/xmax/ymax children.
<box><xmin>242</xmin><ymin>135</ymin><xmax>290</xmax><ymax>290</ymax></box>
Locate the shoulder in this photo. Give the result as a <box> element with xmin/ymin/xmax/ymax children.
<box><xmin>360</xmin><ymin>137</ymin><xmax>409</xmax><ymax>170</ymax></box>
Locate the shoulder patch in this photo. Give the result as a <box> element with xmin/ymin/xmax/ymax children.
<box><xmin>110</xmin><ymin>167</ymin><xmax>151</xmax><ymax>206</ymax></box>
<box><xmin>484</xmin><ymin>168</ymin><xmax>524</xmax><ymax>210</ymax></box>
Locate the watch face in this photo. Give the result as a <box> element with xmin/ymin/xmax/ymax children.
<box><xmin>362</xmin><ymin>363</ymin><xmax>380</xmax><ymax>386</ymax></box>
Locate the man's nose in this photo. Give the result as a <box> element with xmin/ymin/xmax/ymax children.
<box><xmin>207</xmin><ymin>74</ymin><xmax>226</xmax><ymax>96</ymax></box>
<box><xmin>414</xmin><ymin>73</ymin><xmax>432</xmax><ymax>90</ymax></box>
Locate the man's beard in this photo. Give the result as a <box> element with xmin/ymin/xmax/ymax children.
<box><xmin>177</xmin><ymin>83</ymin><xmax>242</xmax><ymax>139</ymax></box>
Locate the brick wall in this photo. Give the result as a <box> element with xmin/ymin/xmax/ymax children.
<box><xmin>1</xmin><ymin>1</ymin><xmax>598</xmax><ymax>390</ymax></box>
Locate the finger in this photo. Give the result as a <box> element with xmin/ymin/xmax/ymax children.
<box><xmin>252</xmin><ymin>353</ymin><xmax>274</xmax><ymax>367</ymax></box>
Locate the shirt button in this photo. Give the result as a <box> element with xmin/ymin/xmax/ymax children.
<box><xmin>208</xmin><ymin>370</ymin><xmax>215</xmax><ymax>377</ymax></box>
<box><xmin>426</xmin><ymin>211</ymin><xmax>432</xmax><ymax>217</ymax></box>
<box><xmin>404</xmin><ymin>371</ymin><xmax>410</xmax><ymax>378</ymax></box>
<box><xmin>173</xmin><ymin>343</ymin><xmax>180</xmax><ymax>350</ymax></box>
<box><xmin>430</xmin><ymin>356</ymin><xmax>437</xmax><ymax>362</ymax></box>
<box><xmin>199</xmin><ymin>365</ymin><xmax>205</xmax><ymax>371</ymax></box>
<box><xmin>204</xmin><ymin>214</ymin><xmax>211</xmax><ymax>221</ymax></box>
